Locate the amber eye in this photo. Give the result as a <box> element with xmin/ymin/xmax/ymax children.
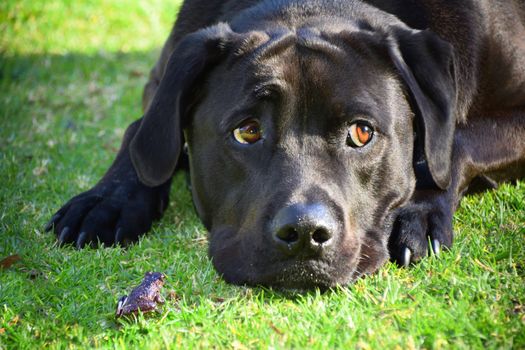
<box><xmin>347</xmin><ymin>122</ymin><xmax>374</xmax><ymax>147</ymax></box>
<box><xmin>233</xmin><ymin>120</ymin><xmax>262</xmax><ymax>144</ymax></box>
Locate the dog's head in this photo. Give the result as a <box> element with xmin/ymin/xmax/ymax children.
<box><xmin>130</xmin><ymin>10</ymin><xmax>456</xmax><ymax>289</ymax></box>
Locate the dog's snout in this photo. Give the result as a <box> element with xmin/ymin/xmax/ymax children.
<box><xmin>272</xmin><ymin>203</ymin><xmax>338</xmax><ymax>256</ymax></box>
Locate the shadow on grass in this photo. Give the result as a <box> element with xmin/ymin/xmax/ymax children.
<box><xmin>1</xmin><ymin>50</ymin><xmax>156</xmax><ymax>84</ymax></box>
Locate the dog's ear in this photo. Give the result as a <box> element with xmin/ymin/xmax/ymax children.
<box><xmin>388</xmin><ymin>28</ymin><xmax>457</xmax><ymax>190</ymax></box>
<box><xmin>130</xmin><ymin>23</ymin><xmax>240</xmax><ymax>187</ymax></box>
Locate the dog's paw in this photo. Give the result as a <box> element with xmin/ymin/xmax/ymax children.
<box><xmin>388</xmin><ymin>199</ymin><xmax>454</xmax><ymax>267</ymax></box>
<box><xmin>45</xmin><ymin>179</ymin><xmax>170</xmax><ymax>249</ymax></box>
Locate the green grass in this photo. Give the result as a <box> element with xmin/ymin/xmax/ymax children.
<box><xmin>1</xmin><ymin>1</ymin><xmax>524</xmax><ymax>348</ymax></box>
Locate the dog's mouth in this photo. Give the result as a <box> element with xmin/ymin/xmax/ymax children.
<box><xmin>255</xmin><ymin>258</ymin><xmax>358</xmax><ymax>290</ymax></box>
<box><xmin>224</xmin><ymin>257</ymin><xmax>360</xmax><ymax>290</ymax></box>
<box><xmin>209</xmin><ymin>228</ymin><xmax>361</xmax><ymax>289</ymax></box>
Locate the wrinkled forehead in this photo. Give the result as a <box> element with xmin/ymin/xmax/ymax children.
<box><xmin>205</xmin><ymin>26</ymin><xmax>392</xmax><ymax>114</ymax></box>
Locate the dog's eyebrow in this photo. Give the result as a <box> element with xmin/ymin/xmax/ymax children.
<box><xmin>252</xmin><ymin>79</ymin><xmax>287</xmax><ymax>100</ymax></box>
<box><xmin>217</xmin><ymin>79</ymin><xmax>286</xmax><ymax>132</ymax></box>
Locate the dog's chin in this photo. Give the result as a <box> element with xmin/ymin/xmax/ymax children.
<box><xmin>209</xmin><ymin>232</ymin><xmax>359</xmax><ymax>290</ymax></box>
<box><xmin>216</xmin><ymin>257</ymin><xmax>357</xmax><ymax>290</ymax></box>
<box><xmin>258</xmin><ymin>260</ymin><xmax>358</xmax><ymax>290</ymax></box>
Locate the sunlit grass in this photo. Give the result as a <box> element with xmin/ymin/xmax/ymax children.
<box><xmin>1</xmin><ymin>0</ymin><xmax>181</xmax><ymax>54</ymax></box>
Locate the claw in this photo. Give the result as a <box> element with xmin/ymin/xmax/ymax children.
<box><xmin>402</xmin><ymin>247</ymin><xmax>412</xmax><ymax>267</ymax></box>
<box><xmin>115</xmin><ymin>228</ymin><xmax>124</xmax><ymax>245</ymax></box>
<box><xmin>58</xmin><ymin>227</ymin><xmax>70</xmax><ymax>246</ymax></box>
<box><xmin>45</xmin><ymin>214</ymin><xmax>61</xmax><ymax>232</ymax></box>
<box><xmin>431</xmin><ymin>239</ymin><xmax>441</xmax><ymax>256</ymax></box>
<box><xmin>76</xmin><ymin>231</ymin><xmax>88</xmax><ymax>249</ymax></box>
<box><xmin>116</xmin><ymin>295</ymin><xmax>128</xmax><ymax>318</ymax></box>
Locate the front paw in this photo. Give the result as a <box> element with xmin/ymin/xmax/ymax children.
<box><xmin>45</xmin><ymin>179</ymin><xmax>170</xmax><ymax>248</ymax></box>
<box><xmin>388</xmin><ymin>199</ymin><xmax>454</xmax><ymax>267</ymax></box>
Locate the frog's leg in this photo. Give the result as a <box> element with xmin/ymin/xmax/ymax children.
<box><xmin>142</xmin><ymin>300</ymin><xmax>159</xmax><ymax>311</ymax></box>
<box><xmin>155</xmin><ymin>294</ymin><xmax>165</xmax><ymax>304</ymax></box>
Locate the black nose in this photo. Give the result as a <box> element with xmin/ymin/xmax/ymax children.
<box><xmin>271</xmin><ymin>203</ymin><xmax>338</xmax><ymax>257</ymax></box>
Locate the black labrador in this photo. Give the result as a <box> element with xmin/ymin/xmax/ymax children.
<box><xmin>47</xmin><ymin>0</ymin><xmax>525</xmax><ymax>289</ymax></box>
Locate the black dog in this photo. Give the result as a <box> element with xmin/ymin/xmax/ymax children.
<box><xmin>47</xmin><ymin>0</ymin><xmax>525</xmax><ymax>289</ymax></box>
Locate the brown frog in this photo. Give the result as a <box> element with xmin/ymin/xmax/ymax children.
<box><xmin>116</xmin><ymin>271</ymin><xmax>166</xmax><ymax>317</ymax></box>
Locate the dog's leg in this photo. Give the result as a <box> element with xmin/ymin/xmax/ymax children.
<box><xmin>46</xmin><ymin>118</ymin><xmax>173</xmax><ymax>248</ymax></box>
<box><xmin>389</xmin><ymin>110</ymin><xmax>525</xmax><ymax>266</ymax></box>
<box><xmin>142</xmin><ymin>34</ymin><xmax>177</xmax><ymax>112</ymax></box>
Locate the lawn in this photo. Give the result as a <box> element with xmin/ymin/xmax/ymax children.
<box><xmin>1</xmin><ymin>1</ymin><xmax>524</xmax><ymax>349</ymax></box>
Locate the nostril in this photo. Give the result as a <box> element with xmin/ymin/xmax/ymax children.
<box><xmin>312</xmin><ymin>228</ymin><xmax>332</xmax><ymax>244</ymax></box>
<box><xmin>271</xmin><ymin>203</ymin><xmax>339</xmax><ymax>256</ymax></box>
<box><xmin>275</xmin><ymin>226</ymin><xmax>299</xmax><ymax>243</ymax></box>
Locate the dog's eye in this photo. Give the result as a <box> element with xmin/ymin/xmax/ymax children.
<box><xmin>347</xmin><ymin>122</ymin><xmax>374</xmax><ymax>147</ymax></box>
<box><xmin>233</xmin><ymin>120</ymin><xmax>262</xmax><ymax>144</ymax></box>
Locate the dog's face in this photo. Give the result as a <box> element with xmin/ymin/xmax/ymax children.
<box><xmin>187</xmin><ymin>32</ymin><xmax>416</xmax><ymax>288</ymax></box>
<box><xmin>130</xmin><ymin>20</ymin><xmax>456</xmax><ymax>289</ymax></box>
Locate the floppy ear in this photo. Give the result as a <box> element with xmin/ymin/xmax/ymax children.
<box><xmin>130</xmin><ymin>23</ymin><xmax>240</xmax><ymax>187</ymax></box>
<box><xmin>388</xmin><ymin>28</ymin><xmax>457</xmax><ymax>190</ymax></box>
